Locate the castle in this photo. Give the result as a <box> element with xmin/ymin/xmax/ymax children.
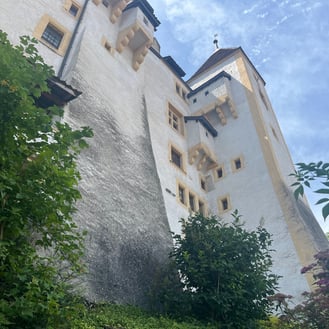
<box><xmin>1</xmin><ymin>0</ymin><xmax>328</xmax><ymax>306</ymax></box>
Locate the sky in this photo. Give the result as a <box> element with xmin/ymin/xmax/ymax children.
<box><xmin>148</xmin><ymin>0</ymin><xmax>329</xmax><ymax>232</ymax></box>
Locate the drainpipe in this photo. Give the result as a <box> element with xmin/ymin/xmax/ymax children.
<box><xmin>58</xmin><ymin>0</ymin><xmax>90</xmax><ymax>79</ymax></box>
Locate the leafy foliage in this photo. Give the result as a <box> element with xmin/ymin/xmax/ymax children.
<box><xmin>157</xmin><ymin>212</ymin><xmax>279</xmax><ymax>329</ymax></box>
<box><xmin>276</xmin><ymin>249</ymin><xmax>329</xmax><ymax>329</ymax></box>
<box><xmin>0</xmin><ymin>31</ymin><xmax>92</xmax><ymax>328</ymax></box>
<box><xmin>291</xmin><ymin>161</ymin><xmax>329</xmax><ymax>220</ymax></box>
<box><xmin>72</xmin><ymin>303</ymin><xmax>219</xmax><ymax>329</ymax></box>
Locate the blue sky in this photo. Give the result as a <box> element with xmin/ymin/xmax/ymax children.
<box><xmin>149</xmin><ymin>0</ymin><xmax>329</xmax><ymax>232</ymax></box>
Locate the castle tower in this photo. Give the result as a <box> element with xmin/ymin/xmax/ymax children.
<box><xmin>0</xmin><ymin>0</ymin><xmax>327</xmax><ymax>304</ymax></box>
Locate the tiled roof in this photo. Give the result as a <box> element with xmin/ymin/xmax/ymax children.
<box><xmin>188</xmin><ymin>48</ymin><xmax>239</xmax><ymax>82</ymax></box>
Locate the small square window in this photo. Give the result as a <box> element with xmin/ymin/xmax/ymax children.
<box><xmin>193</xmin><ymin>98</ymin><xmax>197</xmax><ymax>104</ymax></box>
<box><xmin>234</xmin><ymin>158</ymin><xmax>242</xmax><ymax>170</ymax></box>
<box><xmin>231</xmin><ymin>156</ymin><xmax>244</xmax><ymax>173</ymax></box>
<box><xmin>214</xmin><ymin>165</ymin><xmax>224</xmax><ymax>182</ymax></box>
<box><xmin>218</xmin><ymin>195</ymin><xmax>231</xmax><ymax>213</ymax></box>
<box><xmin>69</xmin><ymin>4</ymin><xmax>79</xmax><ymax>16</ymax></box>
<box><xmin>221</xmin><ymin>198</ymin><xmax>228</xmax><ymax>211</ymax></box>
<box><xmin>42</xmin><ymin>24</ymin><xmax>64</xmax><ymax>49</ymax></box>
<box><xmin>205</xmin><ymin>90</ymin><xmax>209</xmax><ymax>96</ymax></box>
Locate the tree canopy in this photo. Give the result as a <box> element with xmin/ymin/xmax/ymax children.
<box><xmin>0</xmin><ymin>31</ymin><xmax>92</xmax><ymax>328</ymax></box>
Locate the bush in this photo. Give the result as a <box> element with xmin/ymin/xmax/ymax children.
<box><xmin>156</xmin><ymin>212</ymin><xmax>278</xmax><ymax>329</ymax></box>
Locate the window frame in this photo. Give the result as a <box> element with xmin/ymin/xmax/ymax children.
<box><xmin>218</xmin><ymin>195</ymin><xmax>231</xmax><ymax>214</ymax></box>
<box><xmin>33</xmin><ymin>15</ymin><xmax>71</xmax><ymax>56</ymax></box>
<box><xmin>231</xmin><ymin>155</ymin><xmax>244</xmax><ymax>173</ymax></box>
<box><xmin>213</xmin><ymin>164</ymin><xmax>225</xmax><ymax>182</ymax></box>
<box><xmin>168</xmin><ymin>103</ymin><xmax>184</xmax><ymax>136</ymax></box>
<box><xmin>169</xmin><ymin>144</ymin><xmax>185</xmax><ymax>172</ymax></box>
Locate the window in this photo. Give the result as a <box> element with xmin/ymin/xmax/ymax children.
<box><xmin>176</xmin><ymin>83</ymin><xmax>180</xmax><ymax>94</ymax></box>
<box><xmin>271</xmin><ymin>126</ymin><xmax>279</xmax><ymax>141</ymax></box>
<box><xmin>200</xmin><ymin>178</ymin><xmax>206</xmax><ymax>191</ymax></box>
<box><xmin>178</xmin><ymin>185</ymin><xmax>186</xmax><ymax>205</ymax></box>
<box><xmin>69</xmin><ymin>4</ymin><xmax>79</xmax><ymax>16</ymax></box>
<box><xmin>33</xmin><ymin>15</ymin><xmax>71</xmax><ymax>56</ymax></box>
<box><xmin>198</xmin><ymin>200</ymin><xmax>205</xmax><ymax>216</ymax></box>
<box><xmin>102</xmin><ymin>0</ymin><xmax>110</xmax><ymax>7</ymax></box>
<box><xmin>205</xmin><ymin>90</ymin><xmax>209</xmax><ymax>96</ymax></box>
<box><xmin>64</xmin><ymin>0</ymin><xmax>81</xmax><ymax>17</ymax></box>
<box><xmin>234</xmin><ymin>158</ymin><xmax>241</xmax><ymax>170</ymax></box>
<box><xmin>182</xmin><ymin>90</ymin><xmax>186</xmax><ymax>99</ymax></box>
<box><xmin>189</xmin><ymin>193</ymin><xmax>196</xmax><ymax>211</ymax></box>
<box><xmin>42</xmin><ymin>24</ymin><xmax>63</xmax><ymax>49</ymax></box>
<box><xmin>213</xmin><ymin>165</ymin><xmax>225</xmax><ymax>182</ymax></box>
<box><xmin>221</xmin><ymin>198</ymin><xmax>228</xmax><ymax>210</ymax></box>
<box><xmin>218</xmin><ymin>195</ymin><xmax>231</xmax><ymax>213</ymax></box>
<box><xmin>193</xmin><ymin>98</ymin><xmax>197</xmax><ymax>104</ymax></box>
<box><xmin>232</xmin><ymin>156</ymin><xmax>244</xmax><ymax>172</ymax></box>
<box><xmin>168</xmin><ymin>103</ymin><xmax>184</xmax><ymax>135</ymax></box>
<box><xmin>171</xmin><ymin>146</ymin><xmax>182</xmax><ymax>169</ymax></box>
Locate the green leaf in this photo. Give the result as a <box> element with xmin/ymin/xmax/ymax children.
<box><xmin>315</xmin><ymin>198</ymin><xmax>329</xmax><ymax>205</ymax></box>
<box><xmin>315</xmin><ymin>188</ymin><xmax>329</xmax><ymax>194</ymax></box>
<box><xmin>322</xmin><ymin>203</ymin><xmax>329</xmax><ymax>220</ymax></box>
<box><xmin>294</xmin><ymin>185</ymin><xmax>304</xmax><ymax>199</ymax></box>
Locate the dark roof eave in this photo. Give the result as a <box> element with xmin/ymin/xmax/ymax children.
<box><xmin>163</xmin><ymin>56</ymin><xmax>186</xmax><ymax>77</ymax></box>
<box><xmin>187</xmin><ymin>71</ymin><xmax>231</xmax><ymax>98</ymax></box>
<box><xmin>184</xmin><ymin>115</ymin><xmax>218</xmax><ymax>137</ymax></box>
<box><xmin>124</xmin><ymin>0</ymin><xmax>160</xmax><ymax>29</ymax></box>
<box><xmin>35</xmin><ymin>76</ymin><xmax>82</xmax><ymax>108</ymax></box>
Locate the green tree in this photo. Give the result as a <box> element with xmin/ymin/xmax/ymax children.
<box><xmin>159</xmin><ymin>212</ymin><xmax>278</xmax><ymax>329</ymax></box>
<box><xmin>291</xmin><ymin>161</ymin><xmax>329</xmax><ymax>220</ymax></box>
<box><xmin>0</xmin><ymin>31</ymin><xmax>92</xmax><ymax>328</ymax></box>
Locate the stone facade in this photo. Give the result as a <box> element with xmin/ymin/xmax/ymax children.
<box><xmin>0</xmin><ymin>0</ymin><xmax>328</xmax><ymax>305</ymax></box>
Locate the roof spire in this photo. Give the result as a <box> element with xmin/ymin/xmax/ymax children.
<box><xmin>213</xmin><ymin>34</ymin><xmax>219</xmax><ymax>50</ymax></box>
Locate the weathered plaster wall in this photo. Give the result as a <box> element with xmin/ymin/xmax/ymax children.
<box><xmin>64</xmin><ymin>38</ymin><xmax>173</xmax><ymax>304</ymax></box>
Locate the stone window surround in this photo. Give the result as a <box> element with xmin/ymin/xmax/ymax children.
<box><xmin>231</xmin><ymin>155</ymin><xmax>245</xmax><ymax>173</ymax></box>
<box><xmin>63</xmin><ymin>0</ymin><xmax>82</xmax><ymax>18</ymax></box>
<box><xmin>218</xmin><ymin>194</ymin><xmax>231</xmax><ymax>214</ymax></box>
<box><xmin>33</xmin><ymin>14</ymin><xmax>71</xmax><ymax>56</ymax></box>
<box><xmin>213</xmin><ymin>163</ymin><xmax>225</xmax><ymax>182</ymax></box>
<box><xmin>168</xmin><ymin>102</ymin><xmax>184</xmax><ymax>136</ymax></box>
<box><xmin>169</xmin><ymin>143</ymin><xmax>186</xmax><ymax>173</ymax></box>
